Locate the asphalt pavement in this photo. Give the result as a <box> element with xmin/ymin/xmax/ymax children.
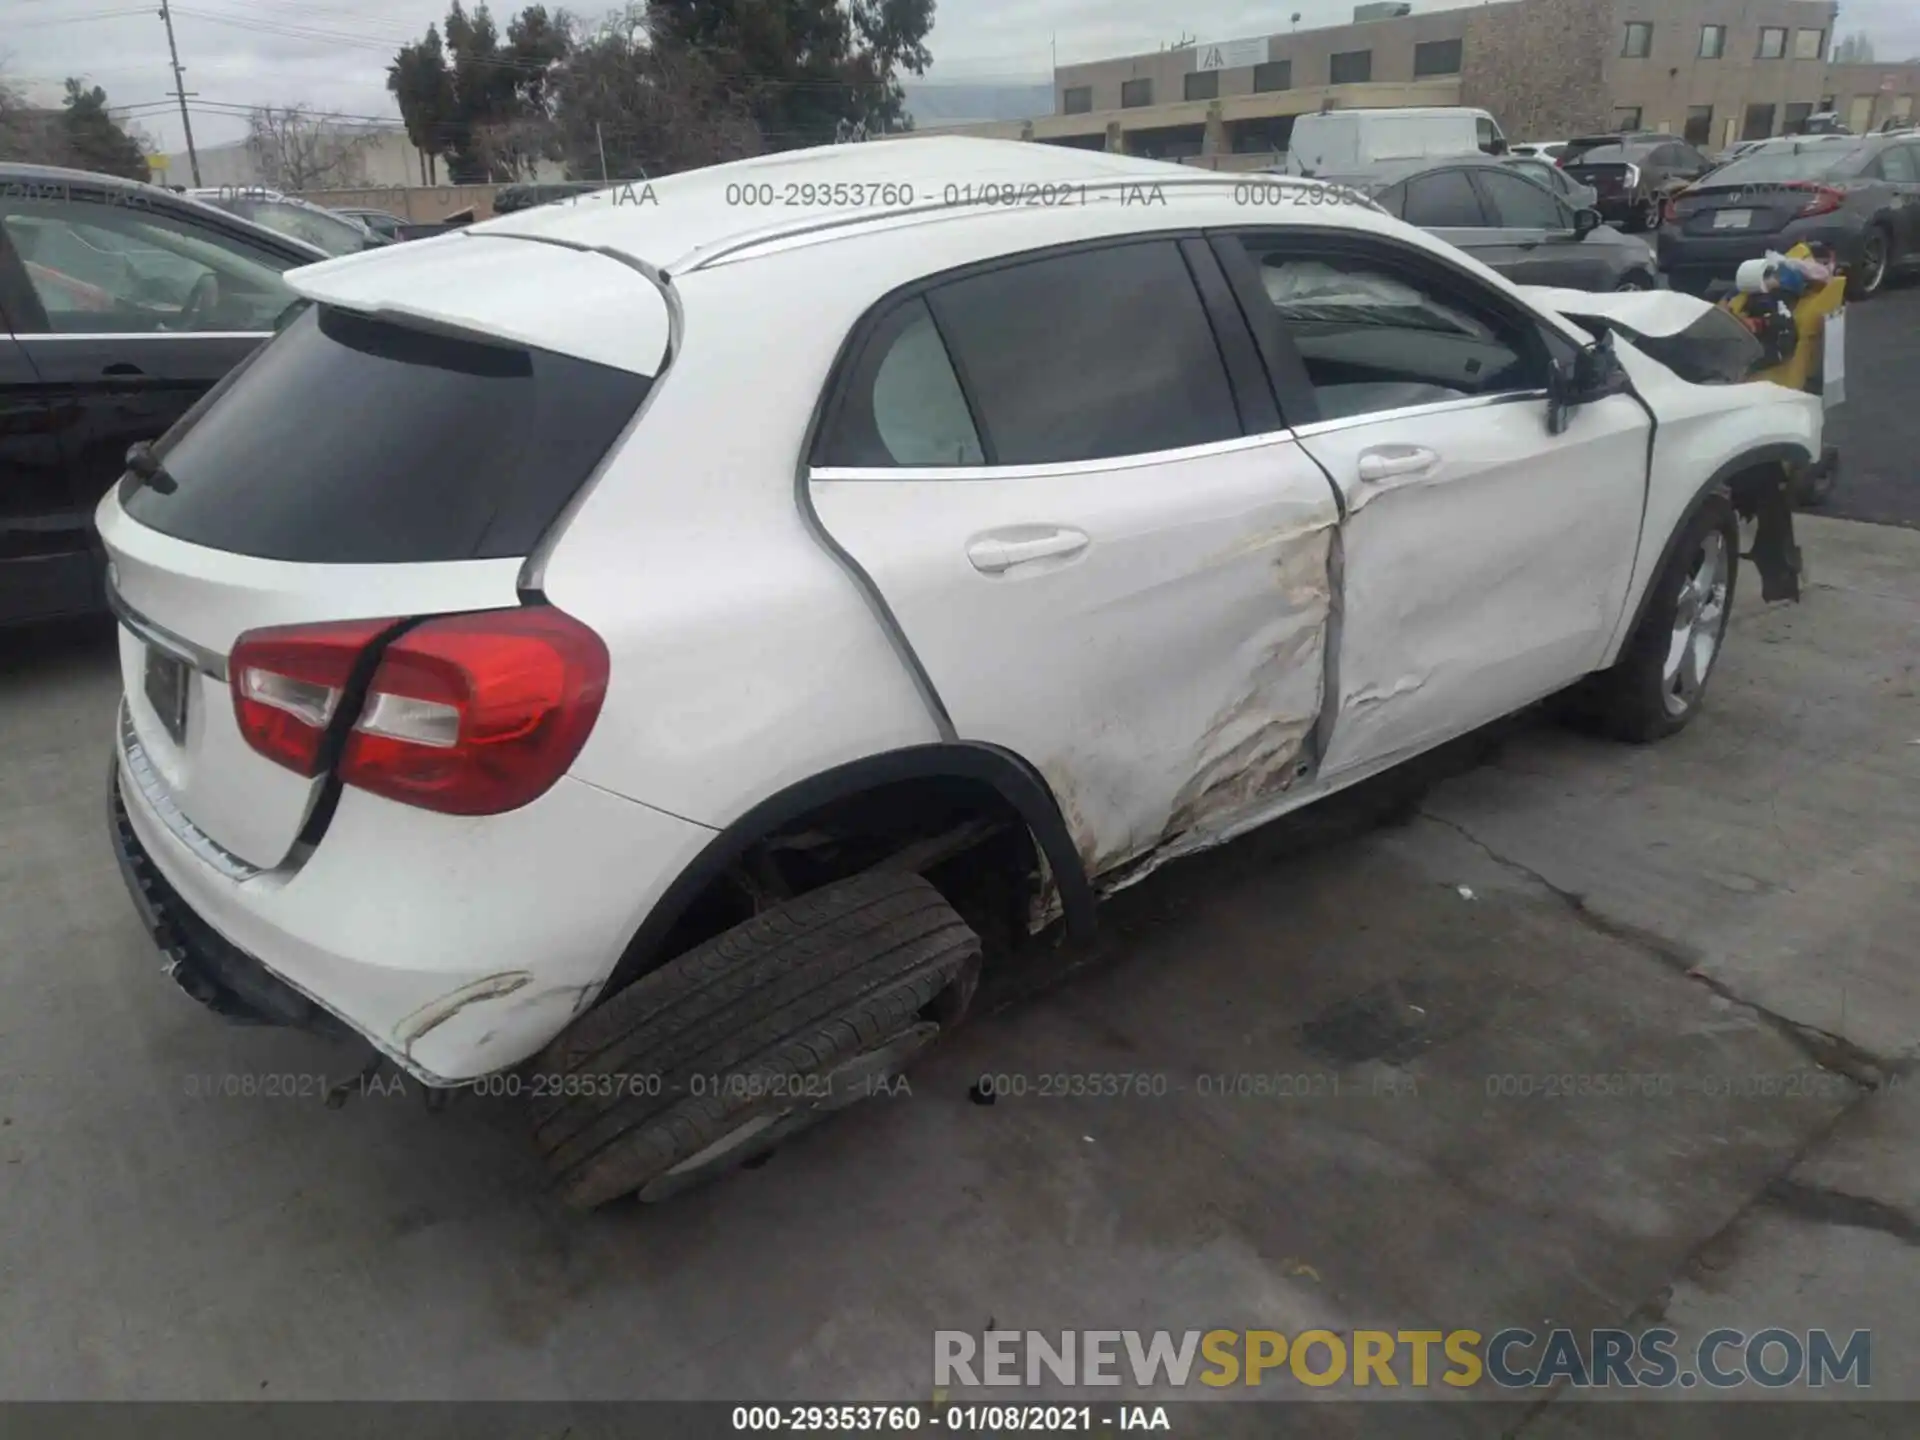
<box><xmin>1822</xmin><ymin>274</ymin><xmax>1920</xmax><ymax>529</ymax></box>
<box><xmin>3</xmin><ymin>514</ymin><xmax>1918</xmax><ymax>1433</ymax></box>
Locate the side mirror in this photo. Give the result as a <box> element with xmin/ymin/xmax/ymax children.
<box><xmin>1548</xmin><ymin>333</ymin><xmax>1624</xmax><ymax>435</ymax></box>
<box><xmin>1489</xmin><ymin>137</ymin><xmax>1510</xmax><ymax>156</ymax></box>
<box><xmin>1573</xmin><ymin>206</ymin><xmax>1603</xmax><ymax>238</ymax></box>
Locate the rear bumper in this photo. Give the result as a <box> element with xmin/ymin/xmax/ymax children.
<box><xmin>110</xmin><ymin>718</ymin><xmax>717</xmax><ymax>1083</ymax></box>
<box><xmin>1657</xmin><ymin>221</ymin><xmax>1858</xmax><ymax>295</ymax></box>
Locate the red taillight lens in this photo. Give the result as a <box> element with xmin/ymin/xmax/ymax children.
<box><xmin>1790</xmin><ymin>183</ymin><xmax>1844</xmax><ymax>217</ymax></box>
<box><xmin>339</xmin><ymin>607</ymin><xmax>609</xmax><ymax>816</ymax></box>
<box><xmin>231</xmin><ymin>618</ymin><xmax>401</xmax><ymax>775</ymax></box>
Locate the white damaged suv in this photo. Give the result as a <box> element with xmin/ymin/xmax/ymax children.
<box><xmin>103</xmin><ymin>138</ymin><xmax>1819</xmax><ymax>1205</ymax></box>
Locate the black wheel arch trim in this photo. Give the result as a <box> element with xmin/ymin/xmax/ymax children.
<box><xmin>1621</xmin><ymin>442</ymin><xmax>1810</xmax><ymax>647</ymax></box>
<box><xmin>599</xmin><ymin>742</ymin><xmax>1097</xmax><ymax>999</ymax></box>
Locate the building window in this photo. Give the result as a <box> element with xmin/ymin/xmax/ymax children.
<box><xmin>1413</xmin><ymin>38</ymin><xmax>1463</xmax><ymax>77</ymax></box>
<box><xmin>1784</xmin><ymin>103</ymin><xmax>1814</xmax><ymax>133</ymax></box>
<box><xmin>1062</xmin><ymin>86</ymin><xmax>1092</xmax><ymax>114</ymax></box>
<box><xmin>1757</xmin><ymin>27</ymin><xmax>1787</xmax><ymax>59</ymax></box>
<box><xmin>1684</xmin><ymin>105</ymin><xmax>1714</xmax><ymax>145</ymax></box>
<box><xmin>1697</xmin><ymin>25</ymin><xmax>1725</xmax><ymax>58</ymax></box>
<box><xmin>1253</xmin><ymin>59</ymin><xmax>1292</xmax><ymax>92</ymax></box>
<box><xmin>1743</xmin><ymin>102</ymin><xmax>1776</xmax><ymax>139</ymax></box>
<box><xmin>1183</xmin><ymin>70</ymin><xmax>1219</xmax><ymax>102</ymax></box>
<box><xmin>1622</xmin><ymin>22</ymin><xmax>1652</xmax><ymax>58</ymax></box>
<box><xmin>1330</xmin><ymin>49</ymin><xmax>1373</xmax><ymax>84</ymax></box>
<box><xmin>1793</xmin><ymin>28</ymin><xmax>1825</xmax><ymax>60</ymax></box>
<box><xmin>1121</xmin><ymin>78</ymin><xmax>1152</xmax><ymax>108</ymax></box>
<box><xmin>1613</xmin><ymin>106</ymin><xmax>1643</xmax><ymax>132</ymax></box>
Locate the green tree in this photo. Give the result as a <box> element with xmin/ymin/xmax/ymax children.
<box><xmin>649</xmin><ymin>0</ymin><xmax>935</xmax><ymax>147</ymax></box>
<box><xmin>60</xmin><ymin>79</ymin><xmax>150</xmax><ymax>180</ymax></box>
<box><xmin>387</xmin><ymin>26</ymin><xmax>457</xmax><ymax>182</ymax></box>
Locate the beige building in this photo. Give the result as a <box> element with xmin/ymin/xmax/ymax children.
<box><xmin>896</xmin><ymin>0</ymin><xmax>1917</xmax><ymax>164</ymax></box>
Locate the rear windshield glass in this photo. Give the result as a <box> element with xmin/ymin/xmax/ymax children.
<box><xmin>122</xmin><ymin>304</ymin><xmax>649</xmax><ymax>563</ymax></box>
<box><xmin>1702</xmin><ymin>145</ymin><xmax>1867</xmax><ymax>185</ymax></box>
<box><xmin>1565</xmin><ymin>144</ymin><xmax>1646</xmax><ymax>164</ymax></box>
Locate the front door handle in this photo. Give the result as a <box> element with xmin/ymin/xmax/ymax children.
<box><xmin>1356</xmin><ymin>446</ymin><xmax>1441</xmax><ymax>483</ymax></box>
<box><xmin>967</xmin><ymin>527</ymin><xmax>1090</xmax><ymax>574</ymax></box>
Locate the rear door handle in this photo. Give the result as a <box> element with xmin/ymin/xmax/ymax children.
<box><xmin>966</xmin><ymin>527</ymin><xmax>1090</xmax><ymax>574</ymax></box>
<box><xmin>1357</xmin><ymin>446</ymin><xmax>1441</xmax><ymax>483</ymax></box>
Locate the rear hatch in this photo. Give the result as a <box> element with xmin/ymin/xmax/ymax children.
<box><xmin>100</xmin><ymin>234</ymin><xmax>667</xmax><ymax>871</ymax></box>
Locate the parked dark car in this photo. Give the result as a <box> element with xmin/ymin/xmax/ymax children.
<box><xmin>0</xmin><ymin>164</ymin><xmax>324</xmax><ymax>624</ymax></box>
<box><xmin>1559</xmin><ymin>133</ymin><xmax>1714</xmax><ymax>232</ymax></box>
<box><xmin>1503</xmin><ymin>153</ymin><xmax>1597</xmax><ymax>211</ymax></box>
<box><xmin>1658</xmin><ymin>132</ymin><xmax>1920</xmax><ymax>298</ymax></box>
<box><xmin>1319</xmin><ymin>155</ymin><xmax>1662</xmax><ymax>292</ymax></box>
<box><xmin>187</xmin><ymin>188</ymin><xmax>387</xmax><ymax>255</ymax></box>
<box><xmin>491</xmin><ymin>181</ymin><xmax>607</xmax><ymax>215</ymax></box>
<box><xmin>334</xmin><ymin>206</ymin><xmax>407</xmax><ymax>240</ymax></box>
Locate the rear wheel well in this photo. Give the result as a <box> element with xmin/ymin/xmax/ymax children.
<box><xmin>601</xmin><ymin>758</ymin><xmax>1083</xmax><ymax>1005</ymax></box>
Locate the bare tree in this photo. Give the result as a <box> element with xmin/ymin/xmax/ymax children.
<box><xmin>245</xmin><ymin>105</ymin><xmax>380</xmax><ymax>190</ymax></box>
<box><xmin>470</xmin><ymin>115</ymin><xmax>562</xmax><ymax>180</ymax></box>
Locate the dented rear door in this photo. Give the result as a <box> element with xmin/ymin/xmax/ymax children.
<box><xmin>807</xmin><ymin>237</ymin><xmax>1343</xmax><ymax>889</ymax></box>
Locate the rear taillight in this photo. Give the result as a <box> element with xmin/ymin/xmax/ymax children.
<box><xmin>1788</xmin><ymin>183</ymin><xmax>1844</xmax><ymax>217</ymax></box>
<box><xmin>231</xmin><ymin>618</ymin><xmax>400</xmax><ymax>775</ymax></box>
<box><xmin>339</xmin><ymin>607</ymin><xmax>609</xmax><ymax>816</ymax></box>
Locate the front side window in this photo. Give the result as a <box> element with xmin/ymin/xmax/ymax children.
<box><xmin>0</xmin><ymin>191</ymin><xmax>298</xmax><ymax>334</ymax></box>
<box><xmin>1874</xmin><ymin>145</ymin><xmax>1918</xmax><ymax>183</ymax></box>
<box><xmin>1401</xmin><ymin>168</ymin><xmax>1488</xmax><ymax>228</ymax></box>
<box><xmin>924</xmin><ymin>241</ymin><xmax>1241</xmax><ymax>466</ymax></box>
<box><xmin>1229</xmin><ymin>237</ymin><xmax>1548</xmax><ymax>422</ymax></box>
<box><xmin>1757</xmin><ymin>27</ymin><xmax>1787</xmax><ymax>59</ymax></box>
<box><xmin>1477</xmin><ymin>169</ymin><xmax>1569</xmax><ymax>230</ymax></box>
<box><xmin>1622</xmin><ymin>22</ymin><xmax>1652</xmax><ymax>58</ymax></box>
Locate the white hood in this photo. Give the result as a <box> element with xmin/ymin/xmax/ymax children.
<box><xmin>1516</xmin><ymin>286</ymin><xmax>1719</xmax><ymax>341</ymax></box>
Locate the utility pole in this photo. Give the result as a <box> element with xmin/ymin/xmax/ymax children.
<box><xmin>595</xmin><ymin>121</ymin><xmax>609</xmax><ymax>182</ymax></box>
<box><xmin>157</xmin><ymin>0</ymin><xmax>201</xmax><ymax>186</ymax></box>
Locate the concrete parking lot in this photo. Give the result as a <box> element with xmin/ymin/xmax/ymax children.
<box><xmin>3</xmin><ymin>353</ymin><xmax>1918</xmax><ymax>1429</ymax></box>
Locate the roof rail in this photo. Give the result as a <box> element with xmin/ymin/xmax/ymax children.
<box><xmin>668</xmin><ymin>171</ymin><xmax>1332</xmax><ymax>275</ymax></box>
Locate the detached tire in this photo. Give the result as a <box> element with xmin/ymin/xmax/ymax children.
<box><xmin>1572</xmin><ymin>493</ymin><xmax>1739</xmax><ymax>743</ymax></box>
<box><xmin>532</xmin><ymin>870</ymin><xmax>981</xmax><ymax>1209</ymax></box>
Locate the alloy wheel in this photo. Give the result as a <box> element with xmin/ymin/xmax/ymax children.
<box><xmin>1661</xmin><ymin>530</ymin><xmax>1730</xmax><ymax>717</ymax></box>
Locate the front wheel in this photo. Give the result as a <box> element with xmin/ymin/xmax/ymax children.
<box><xmin>1567</xmin><ymin>495</ymin><xmax>1739</xmax><ymax>743</ymax></box>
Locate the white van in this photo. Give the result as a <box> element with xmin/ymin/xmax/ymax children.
<box><xmin>1285</xmin><ymin>107</ymin><xmax>1508</xmax><ymax>175</ymax></box>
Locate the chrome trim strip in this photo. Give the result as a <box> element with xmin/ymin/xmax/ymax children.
<box><xmin>119</xmin><ymin>703</ymin><xmax>261</xmax><ymax>882</ymax></box>
<box><xmin>1288</xmin><ymin>389</ymin><xmax>1549</xmax><ymax>441</ymax></box>
<box><xmin>19</xmin><ymin>332</ymin><xmax>271</xmax><ymax>342</ymax></box>
<box><xmin>810</xmin><ymin>429</ymin><xmax>1308</xmax><ymax>484</ymax></box>
<box><xmin>105</xmin><ymin>580</ymin><xmax>229</xmax><ymax>682</ymax></box>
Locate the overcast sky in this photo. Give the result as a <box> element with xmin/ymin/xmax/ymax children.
<box><xmin>8</xmin><ymin>0</ymin><xmax>1920</xmax><ymax>155</ymax></box>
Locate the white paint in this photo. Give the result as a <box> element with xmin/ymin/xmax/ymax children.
<box><xmin>99</xmin><ymin>137</ymin><xmax>1829</xmax><ymax>1086</ymax></box>
<box><xmin>1515</xmin><ymin>285</ymin><xmax>1722</xmax><ymax>340</ymax></box>
<box><xmin>1300</xmin><ymin>389</ymin><xmax>1651</xmax><ymax>780</ymax></box>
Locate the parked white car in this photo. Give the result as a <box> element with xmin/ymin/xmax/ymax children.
<box><xmin>103</xmin><ymin>137</ymin><xmax>1819</xmax><ymax>1207</ymax></box>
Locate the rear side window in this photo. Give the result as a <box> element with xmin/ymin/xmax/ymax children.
<box><xmin>1401</xmin><ymin>169</ymin><xmax>1487</xmax><ymax>227</ymax></box>
<box><xmin>1477</xmin><ymin>169</ymin><xmax>1568</xmax><ymax>229</ymax></box>
<box><xmin>925</xmin><ymin>241</ymin><xmax>1241</xmax><ymax>465</ymax></box>
<box><xmin>817</xmin><ymin>298</ymin><xmax>985</xmax><ymax>467</ymax></box>
<box><xmin>122</xmin><ymin>305</ymin><xmax>649</xmax><ymax>563</ymax></box>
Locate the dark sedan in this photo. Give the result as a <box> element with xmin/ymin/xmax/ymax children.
<box><xmin>1658</xmin><ymin>132</ymin><xmax>1920</xmax><ymax>298</ymax></box>
<box><xmin>1318</xmin><ymin>155</ymin><xmax>1663</xmax><ymax>292</ymax></box>
<box><xmin>1560</xmin><ymin>133</ymin><xmax>1714</xmax><ymax>232</ymax></box>
<box><xmin>1</xmin><ymin>164</ymin><xmax>324</xmax><ymax>624</ymax></box>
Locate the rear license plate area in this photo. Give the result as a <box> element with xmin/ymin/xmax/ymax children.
<box><xmin>1714</xmin><ymin>209</ymin><xmax>1751</xmax><ymax>229</ymax></box>
<box><xmin>144</xmin><ymin>646</ymin><xmax>190</xmax><ymax>746</ymax></box>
